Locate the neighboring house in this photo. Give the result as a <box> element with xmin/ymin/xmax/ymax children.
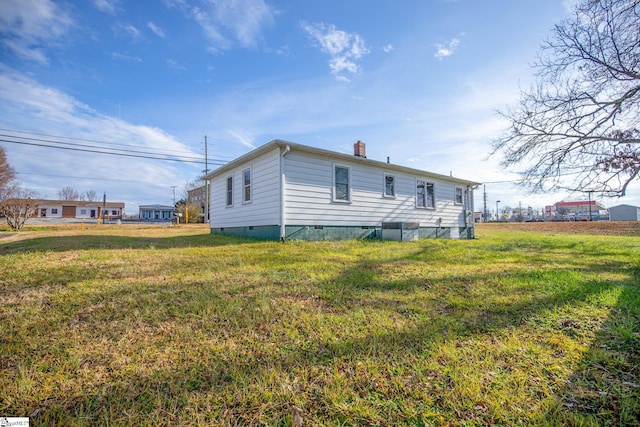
<box><xmin>139</xmin><ymin>204</ymin><xmax>174</xmax><ymax>221</ymax></box>
<box><xmin>609</xmin><ymin>204</ymin><xmax>640</xmax><ymax>221</ymax></box>
<box><xmin>550</xmin><ymin>200</ymin><xmax>609</xmax><ymax>221</ymax></box>
<box><xmin>36</xmin><ymin>199</ymin><xmax>124</xmax><ymax>220</ymax></box>
<box><xmin>203</xmin><ymin>140</ymin><xmax>480</xmax><ymax>241</ymax></box>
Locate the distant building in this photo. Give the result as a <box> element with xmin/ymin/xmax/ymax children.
<box><xmin>35</xmin><ymin>199</ymin><xmax>124</xmax><ymax>221</ymax></box>
<box><xmin>187</xmin><ymin>184</ymin><xmax>208</xmax><ymax>222</ymax></box>
<box><xmin>550</xmin><ymin>200</ymin><xmax>608</xmax><ymax>221</ymax></box>
<box><xmin>609</xmin><ymin>204</ymin><xmax>640</xmax><ymax>221</ymax></box>
<box><xmin>138</xmin><ymin>204</ymin><xmax>174</xmax><ymax>221</ymax></box>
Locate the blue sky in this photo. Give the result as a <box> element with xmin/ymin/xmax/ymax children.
<box><xmin>1</xmin><ymin>0</ymin><xmax>638</xmax><ymax>215</ymax></box>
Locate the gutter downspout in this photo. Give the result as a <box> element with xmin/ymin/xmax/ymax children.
<box><xmin>280</xmin><ymin>144</ymin><xmax>291</xmax><ymax>241</ymax></box>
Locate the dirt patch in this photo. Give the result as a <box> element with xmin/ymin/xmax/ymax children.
<box><xmin>477</xmin><ymin>221</ymin><xmax>640</xmax><ymax>236</ymax></box>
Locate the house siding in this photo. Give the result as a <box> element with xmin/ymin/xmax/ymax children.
<box><xmin>283</xmin><ymin>151</ymin><xmax>470</xmax><ymax>229</ymax></box>
<box><xmin>207</xmin><ymin>141</ymin><xmax>476</xmax><ymax>240</ymax></box>
<box><xmin>36</xmin><ymin>201</ymin><xmax>123</xmax><ymax>220</ymax></box>
<box><xmin>210</xmin><ymin>147</ymin><xmax>281</xmax><ymax>228</ymax></box>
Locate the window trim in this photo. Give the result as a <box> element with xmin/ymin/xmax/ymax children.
<box><xmin>242</xmin><ymin>167</ymin><xmax>252</xmax><ymax>204</ymax></box>
<box><xmin>333</xmin><ymin>163</ymin><xmax>351</xmax><ymax>203</ymax></box>
<box><xmin>226</xmin><ymin>175</ymin><xmax>234</xmax><ymax>207</ymax></box>
<box><xmin>455</xmin><ymin>186</ymin><xmax>463</xmax><ymax>205</ymax></box>
<box><xmin>416</xmin><ymin>179</ymin><xmax>435</xmax><ymax>209</ymax></box>
<box><xmin>383</xmin><ymin>173</ymin><xmax>396</xmax><ymax>198</ymax></box>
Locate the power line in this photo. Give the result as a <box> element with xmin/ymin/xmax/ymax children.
<box><xmin>16</xmin><ymin>171</ymin><xmax>161</xmax><ymax>185</ymax></box>
<box><xmin>0</xmin><ymin>127</ymin><xmax>236</xmax><ymax>159</ymax></box>
<box><xmin>0</xmin><ymin>137</ymin><xmax>212</xmax><ymax>164</ymax></box>
<box><xmin>0</xmin><ymin>133</ymin><xmax>206</xmax><ymax>162</ymax></box>
<box><xmin>0</xmin><ymin>129</ymin><xmax>233</xmax><ymax>165</ymax></box>
<box><xmin>0</xmin><ymin>134</ymin><xmax>230</xmax><ymax>166</ymax></box>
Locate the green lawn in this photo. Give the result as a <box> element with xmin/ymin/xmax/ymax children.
<box><xmin>1</xmin><ymin>225</ymin><xmax>639</xmax><ymax>426</ymax></box>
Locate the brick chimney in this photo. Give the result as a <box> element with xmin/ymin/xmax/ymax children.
<box><xmin>354</xmin><ymin>140</ymin><xmax>366</xmax><ymax>158</ymax></box>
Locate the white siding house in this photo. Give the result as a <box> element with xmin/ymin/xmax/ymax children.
<box><xmin>35</xmin><ymin>199</ymin><xmax>124</xmax><ymax>220</ymax></box>
<box><xmin>204</xmin><ymin>140</ymin><xmax>480</xmax><ymax>240</ymax></box>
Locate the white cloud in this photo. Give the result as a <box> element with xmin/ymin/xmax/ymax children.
<box><xmin>172</xmin><ymin>0</ymin><xmax>274</xmax><ymax>50</ymax></box>
<box><xmin>227</xmin><ymin>129</ymin><xmax>257</xmax><ymax>149</ymax></box>
<box><xmin>382</xmin><ymin>44</ymin><xmax>394</xmax><ymax>53</ymax></box>
<box><xmin>114</xmin><ymin>23</ymin><xmax>144</xmax><ymax>42</ymax></box>
<box><xmin>111</xmin><ymin>52</ymin><xmax>142</xmax><ymax>62</ymax></box>
<box><xmin>166</xmin><ymin>59</ymin><xmax>187</xmax><ymax>71</ymax></box>
<box><xmin>434</xmin><ymin>38</ymin><xmax>460</xmax><ymax>60</ymax></box>
<box><xmin>192</xmin><ymin>6</ymin><xmax>228</xmax><ymax>48</ymax></box>
<box><xmin>0</xmin><ymin>66</ymin><xmax>201</xmax><ymax>211</ymax></box>
<box><xmin>0</xmin><ymin>0</ymin><xmax>74</xmax><ymax>64</ymax></box>
<box><xmin>301</xmin><ymin>22</ymin><xmax>370</xmax><ymax>81</ymax></box>
<box><xmin>213</xmin><ymin>0</ymin><xmax>274</xmax><ymax>47</ymax></box>
<box><xmin>147</xmin><ymin>22</ymin><xmax>165</xmax><ymax>38</ymax></box>
<box><xmin>92</xmin><ymin>0</ymin><xmax>119</xmax><ymax>15</ymax></box>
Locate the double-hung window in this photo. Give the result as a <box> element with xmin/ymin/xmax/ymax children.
<box><xmin>334</xmin><ymin>165</ymin><xmax>350</xmax><ymax>202</ymax></box>
<box><xmin>416</xmin><ymin>180</ymin><xmax>435</xmax><ymax>208</ymax></box>
<box><xmin>455</xmin><ymin>186</ymin><xmax>463</xmax><ymax>205</ymax></box>
<box><xmin>384</xmin><ymin>174</ymin><xmax>395</xmax><ymax>197</ymax></box>
<box><xmin>243</xmin><ymin>168</ymin><xmax>251</xmax><ymax>203</ymax></box>
<box><xmin>226</xmin><ymin>176</ymin><xmax>233</xmax><ymax>207</ymax></box>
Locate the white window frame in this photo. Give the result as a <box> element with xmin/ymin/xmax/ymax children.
<box><xmin>226</xmin><ymin>175</ymin><xmax>233</xmax><ymax>207</ymax></box>
<box><xmin>333</xmin><ymin>164</ymin><xmax>351</xmax><ymax>203</ymax></box>
<box><xmin>383</xmin><ymin>173</ymin><xmax>396</xmax><ymax>198</ymax></box>
<box><xmin>242</xmin><ymin>167</ymin><xmax>252</xmax><ymax>204</ymax></box>
<box><xmin>416</xmin><ymin>180</ymin><xmax>435</xmax><ymax>209</ymax></box>
<box><xmin>455</xmin><ymin>186</ymin><xmax>463</xmax><ymax>205</ymax></box>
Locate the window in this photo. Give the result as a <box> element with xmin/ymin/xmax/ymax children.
<box><xmin>226</xmin><ymin>176</ymin><xmax>233</xmax><ymax>206</ymax></box>
<box><xmin>455</xmin><ymin>187</ymin><xmax>463</xmax><ymax>205</ymax></box>
<box><xmin>384</xmin><ymin>174</ymin><xmax>395</xmax><ymax>197</ymax></box>
<box><xmin>417</xmin><ymin>180</ymin><xmax>435</xmax><ymax>208</ymax></box>
<box><xmin>243</xmin><ymin>168</ymin><xmax>251</xmax><ymax>203</ymax></box>
<box><xmin>40</xmin><ymin>208</ymin><xmax>47</xmax><ymax>217</ymax></box>
<box><xmin>426</xmin><ymin>182</ymin><xmax>435</xmax><ymax>208</ymax></box>
<box><xmin>334</xmin><ymin>165</ymin><xmax>350</xmax><ymax>202</ymax></box>
<box><xmin>52</xmin><ymin>208</ymin><xmax>58</xmax><ymax>215</ymax></box>
<box><xmin>79</xmin><ymin>209</ymin><xmax>86</xmax><ymax>215</ymax></box>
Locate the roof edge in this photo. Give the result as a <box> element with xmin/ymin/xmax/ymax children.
<box><xmin>203</xmin><ymin>140</ymin><xmax>481</xmax><ymax>186</ymax></box>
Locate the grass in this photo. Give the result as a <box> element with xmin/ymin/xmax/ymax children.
<box><xmin>1</xmin><ymin>223</ymin><xmax>639</xmax><ymax>426</ymax></box>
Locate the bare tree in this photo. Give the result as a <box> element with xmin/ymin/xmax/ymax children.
<box><xmin>58</xmin><ymin>186</ymin><xmax>80</xmax><ymax>200</ymax></box>
<box><xmin>0</xmin><ymin>147</ymin><xmax>41</xmax><ymax>229</ymax></box>
<box><xmin>1</xmin><ymin>189</ymin><xmax>39</xmax><ymax>230</ymax></box>
<box><xmin>493</xmin><ymin>0</ymin><xmax>640</xmax><ymax>197</ymax></box>
<box><xmin>0</xmin><ymin>147</ymin><xmax>17</xmax><ymax>203</ymax></box>
<box><xmin>84</xmin><ymin>190</ymin><xmax>97</xmax><ymax>202</ymax></box>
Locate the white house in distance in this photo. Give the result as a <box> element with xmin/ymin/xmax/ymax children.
<box><xmin>138</xmin><ymin>204</ymin><xmax>175</xmax><ymax>221</ymax></box>
<box><xmin>203</xmin><ymin>140</ymin><xmax>480</xmax><ymax>241</ymax></box>
<box><xmin>35</xmin><ymin>199</ymin><xmax>124</xmax><ymax>221</ymax></box>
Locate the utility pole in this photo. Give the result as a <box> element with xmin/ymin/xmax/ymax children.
<box><xmin>171</xmin><ymin>185</ymin><xmax>177</xmax><ymax>224</ymax></box>
<box><xmin>204</xmin><ymin>136</ymin><xmax>210</xmax><ymax>224</ymax></box>
<box><xmin>483</xmin><ymin>185</ymin><xmax>488</xmax><ymax>223</ymax></box>
<box><xmin>496</xmin><ymin>200</ymin><xmax>501</xmax><ymax>221</ymax></box>
<box><xmin>588</xmin><ymin>191</ymin><xmax>593</xmax><ymax>221</ymax></box>
<box><xmin>102</xmin><ymin>192</ymin><xmax>106</xmax><ymax>225</ymax></box>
